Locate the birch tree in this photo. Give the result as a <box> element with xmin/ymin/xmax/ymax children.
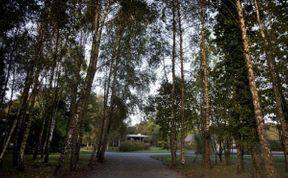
<box><xmin>253</xmin><ymin>0</ymin><xmax>288</xmax><ymax>171</ymax></box>
<box><xmin>235</xmin><ymin>0</ymin><xmax>276</xmax><ymax>177</ymax></box>
<box><xmin>199</xmin><ymin>0</ymin><xmax>211</xmax><ymax>169</ymax></box>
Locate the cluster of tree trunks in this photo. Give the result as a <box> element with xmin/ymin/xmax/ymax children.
<box><xmin>55</xmin><ymin>0</ymin><xmax>111</xmax><ymax>174</ymax></box>
<box><xmin>0</xmin><ymin>0</ymin><xmax>287</xmax><ymax>176</ymax></box>
<box><xmin>253</xmin><ymin>0</ymin><xmax>288</xmax><ymax>171</ymax></box>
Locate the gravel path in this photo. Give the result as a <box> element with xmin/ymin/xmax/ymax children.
<box><xmin>87</xmin><ymin>152</ymin><xmax>184</xmax><ymax>178</ymax></box>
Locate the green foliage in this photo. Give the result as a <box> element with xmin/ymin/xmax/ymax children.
<box><xmin>269</xmin><ymin>140</ymin><xmax>282</xmax><ymax>151</ymax></box>
<box><xmin>211</xmin><ymin>0</ymin><xmax>257</xmax><ymax>151</ymax></box>
<box><xmin>118</xmin><ymin>140</ymin><xmax>150</xmax><ymax>152</ymax></box>
<box><xmin>148</xmin><ymin>78</ymin><xmax>198</xmax><ymax>140</ymax></box>
<box><xmin>194</xmin><ymin>134</ymin><xmax>203</xmax><ymax>154</ymax></box>
<box><xmin>98</xmin><ymin>0</ymin><xmax>159</xmax><ymax>111</ymax></box>
<box><xmin>1</xmin><ymin>0</ymin><xmax>287</xmax><ymax>174</ymax></box>
<box><xmin>82</xmin><ymin>94</ymin><xmax>104</xmax><ymax>147</ymax></box>
<box><xmin>109</xmin><ymin>96</ymin><xmax>129</xmax><ymax>141</ymax></box>
<box><xmin>134</xmin><ymin>118</ymin><xmax>160</xmax><ymax>145</ymax></box>
<box><xmin>157</xmin><ymin>140</ymin><xmax>169</xmax><ymax>149</ymax></box>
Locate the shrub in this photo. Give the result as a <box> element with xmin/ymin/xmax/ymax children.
<box><xmin>269</xmin><ymin>140</ymin><xmax>282</xmax><ymax>151</ymax></box>
<box><xmin>158</xmin><ymin>141</ymin><xmax>169</xmax><ymax>149</ymax></box>
<box><xmin>119</xmin><ymin>140</ymin><xmax>150</xmax><ymax>152</ymax></box>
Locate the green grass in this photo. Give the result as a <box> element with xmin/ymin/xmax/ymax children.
<box><xmin>133</xmin><ymin>146</ymin><xmax>170</xmax><ymax>153</ymax></box>
<box><xmin>133</xmin><ymin>146</ymin><xmax>195</xmax><ymax>153</ymax></box>
<box><xmin>87</xmin><ymin>146</ymin><xmax>169</xmax><ymax>153</ymax></box>
<box><xmin>0</xmin><ymin>150</ymin><xmax>94</xmax><ymax>178</ymax></box>
<box><xmin>151</xmin><ymin>154</ymin><xmax>288</xmax><ymax>178</ymax></box>
<box><xmin>106</xmin><ymin>146</ymin><xmax>170</xmax><ymax>153</ymax></box>
<box><xmin>107</xmin><ymin>146</ymin><xmax>119</xmax><ymax>152</ymax></box>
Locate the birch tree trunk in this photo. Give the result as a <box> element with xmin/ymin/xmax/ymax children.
<box><xmin>0</xmin><ymin>68</ymin><xmax>16</xmax><ymax>165</ymax></box>
<box><xmin>13</xmin><ymin>65</ymin><xmax>35</xmax><ymax>167</ymax></box>
<box><xmin>251</xmin><ymin>143</ymin><xmax>263</xmax><ymax>178</ymax></box>
<box><xmin>200</xmin><ymin>0</ymin><xmax>211</xmax><ymax>169</ymax></box>
<box><xmin>43</xmin><ymin>27</ymin><xmax>61</xmax><ymax>163</ymax></box>
<box><xmin>97</xmin><ymin>83</ymin><xmax>115</xmax><ymax>162</ymax></box>
<box><xmin>32</xmin><ymin>113</ymin><xmax>47</xmax><ymax>160</ymax></box>
<box><xmin>235</xmin><ymin>138</ymin><xmax>244</xmax><ymax>173</ymax></box>
<box><xmin>253</xmin><ymin>0</ymin><xmax>288</xmax><ymax>171</ymax></box>
<box><xmin>224</xmin><ymin>137</ymin><xmax>231</xmax><ymax>166</ymax></box>
<box><xmin>93</xmin><ymin>53</ymin><xmax>117</xmax><ymax>163</ymax></box>
<box><xmin>218</xmin><ymin>139</ymin><xmax>223</xmax><ymax>163</ymax></box>
<box><xmin>235</xmin><ymin>0</ymin><xmax>276</xmax><ymax>177</ymax></box>
<box><xmin>17</xmin><ymin>67</ymin><xmax>42</xmax><ymax>170</ymax></box>
<box><xmin>54</xmin><ymin>1</ymin><xmax>110</xmax><ymax>174</ymax></box>
<box><xmin>44</xmin><ymin>89</ymin><xmax>60</xmax><ymax>163</ymax></box>
<box><xmin>170</xmin><ymin>0</ymin><xmax>177</xmax><ymax>166</ymax></box>
<box><xmin>0</xmin><ymin>116</ymin><xmax>18</xmax><ymax>164</ymax></box>
<box><xmin>3</xmin><ymin>23</ymin><xmax>45</xmax><ymax>168</ymax></box>
<box><xmin>176</xmin><ymin>0</ymin><xmax>185</xmax><ymax>165</ymax></box>
<box><xmin>94</xmin><ymin>67</ymin><xmax>111</xmax><ymax>162</ymax></box>
<box><xmin>96</xmin><ymin>24</ymin><xmax>123</xmax><ymax>162</ymax></box>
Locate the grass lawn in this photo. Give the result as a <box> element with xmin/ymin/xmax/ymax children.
<box><xmin>133</xmin><ymin>146</ymin><xmax>170</xmax><ymax>153</ymax></box>
<box><xmin>0</xmin><ymin>150</ymin><xmax>94</xmax><ymax>178</ymax></box>
<box><xmin>151</xmin><ymin>154</ymin><xmax>288</xmax><ymax>178</ymax></box>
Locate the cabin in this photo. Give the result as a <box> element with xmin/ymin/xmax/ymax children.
<box><xmin>126</xmin><ymin>133</ymin><xmax>148</xmax><ymax>142</ymax></box>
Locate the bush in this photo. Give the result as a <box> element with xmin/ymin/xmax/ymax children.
<box><xmin>269</xmin><ymin>140</ymin><xmax>282</xmax><ymax>151</ymax></box>
<box><xmin>158</xmin><ymin>141</ymin><xmax>169</xmax><ymax>149</ymax></box>
<box><xmin>119</xmin><ymin>140</ymin><xmax>150</xmax><ymax>152</ymax></box>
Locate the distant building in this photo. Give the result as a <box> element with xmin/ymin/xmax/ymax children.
<box><xmin>126</xmin><ymin>133</ymin><xmax>148</xmax><ymax>142</ymax></box>
<box><xmin>184</xmin><ymin>134</ymin><xmax>195</xmax><ymax>145</ymax></box>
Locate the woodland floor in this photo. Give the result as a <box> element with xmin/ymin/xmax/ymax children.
<box><xmin>1</xmin><ymin>150</ymin><xmax>287</xmax><ymax>178</ymax></box>
<box><xmin>152</xmin><ymin>153</ymin><xmax>288</xmax><ymax>178</ymax></box>
<box><xmin>0</xmin><ymin>151</ymin><xmax>93</xmax><ymax>178</ymax></box>
<box><xmin>0</xmin><ymin>151</ymin><xmax>183</xmax><ymax>178</ymax></box>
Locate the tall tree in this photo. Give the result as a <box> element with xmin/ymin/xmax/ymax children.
<box><xmin>0</xmin><ymin>7</ymin><xmax>45</xmax><ymax>168</ymax></box>
<box><xmin>212</xmin><ymin>0</ymin><xmax>262</xmax><ymax>173</ymax></box>
<box><xmin>253</xmin><ymin>0</ymin><xmax>288</xmax><ymax>171</ymax></box>
<box><xmin>95</xmin><ymin>0</ymin><xmax>157</xmax><ymax>162</ymax></box>
<box><xmin>55</xmin><ymin>0</ymin><xmax>111</xmax><ymax>173</ymax></box>
<box><xmin>170</xmin><ymin>0</ymin><xmax>177</xmax><ymax>166</ymax></box>
<box><xmin>176</xmin><ymin>0</ymin><xmax>186</xmax><ymax>165</ymax></box>
<box><xmin>235</xmin><ymin>0</ymin><xmax>276</xmax><ymax>177</ymax></box>
<box><xmin>199</xmin><ymin>0</ymin><xmax>211</xmax><ymax>169</ymax></box>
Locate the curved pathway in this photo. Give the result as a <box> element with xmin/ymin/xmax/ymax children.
<box><xmin>88</xmin><ymin>152</ymin><xmax>184</xmax><ymax>178</ymax></box>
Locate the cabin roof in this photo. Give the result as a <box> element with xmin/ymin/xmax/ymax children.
<box><xmin>126</xmin><ymin>133</ymin><xmax>148</xmax><ymax>138</ymax></box>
